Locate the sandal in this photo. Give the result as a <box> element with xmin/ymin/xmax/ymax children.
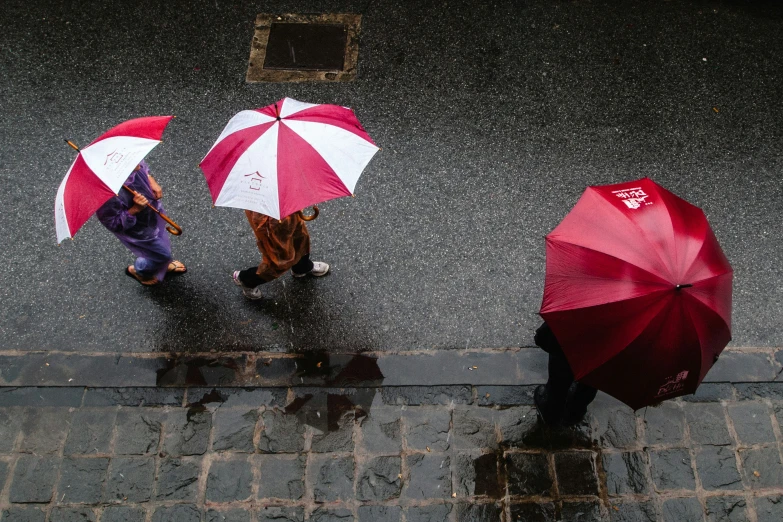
<box><xmin>167</xmin><ymin>260</ymin><xmax>187</xmax><ymax>274</ymax></box>
<box><xmin>125</xmin><ymin>266</ymin><xmax>159</xmax><ymax>286</ymax></box>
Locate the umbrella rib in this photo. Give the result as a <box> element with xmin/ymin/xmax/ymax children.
<box><xmin>591</xmin><ymin>188</ymin><xmax>677</xmax><ymax>281</ymax></box>
<box><xmin>547</xmin><ymin>237</ymin><xmax>672</xmax><ymax>285</ymax></box>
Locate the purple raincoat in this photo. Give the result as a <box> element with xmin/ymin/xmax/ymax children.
<box><xmin>95</xmin><ymin>161</ymin><xmax>172</xmax><ymax>282</ymax></box>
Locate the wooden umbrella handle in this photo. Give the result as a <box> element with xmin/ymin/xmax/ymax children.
<box><xmin>122</xmin><ymin>185</ymin><xmax>183</xmax><ymax>236</ymax></box>
<box><xmin>299</xmin><ymin>206</ymin><xmax>320</xmax><ymax>221</ymax></box>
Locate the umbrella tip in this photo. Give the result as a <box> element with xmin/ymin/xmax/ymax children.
<box><xmin>675</xmin><ymin>284</ymin><xmax>693</xmax><ymax>290</ymax></box>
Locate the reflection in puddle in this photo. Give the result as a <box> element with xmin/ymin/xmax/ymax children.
<box><xmin>286</xmin><ymin>353</ymin><xmax>384</xmax><ymax>432</ymax></box>
<box><xmin>156</xmin><ymin>357</ymin><xmax>241</xmax><ymax>386</ymax></box>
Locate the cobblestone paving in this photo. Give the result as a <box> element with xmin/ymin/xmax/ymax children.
<box><xmin>1</xmin><ymin>384</ymin><xmax>783</xmax><ymax>521</ymax></box>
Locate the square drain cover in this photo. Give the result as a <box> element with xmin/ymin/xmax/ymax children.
<box><xmin>247</xmin><ymin>14</ymin><xmax>361</xmax><ymax>82</ymax></box>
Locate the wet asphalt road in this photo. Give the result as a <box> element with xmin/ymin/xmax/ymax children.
<box><xmin>0</xmin><ymin>0</ymin><xmax>781</xmax><ymax>353</ymax></box>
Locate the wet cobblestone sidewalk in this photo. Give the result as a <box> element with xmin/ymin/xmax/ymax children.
<box><xmin>2</xmin><ymin>383</ymin><xmax>783</xmax><ymax>521</ymax></box>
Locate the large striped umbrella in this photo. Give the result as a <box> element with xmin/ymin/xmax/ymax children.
<box><xmin>55</xmin><ymin>116</ymin><xmax>175</xmax><ymax>243</ymax></box>
<box><xmin>199</xmin><ymin>98</ymin><xmax>379</xmax><ymax>219</ymax></box>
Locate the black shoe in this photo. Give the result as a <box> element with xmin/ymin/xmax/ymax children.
<box><xmin>561</xmin><ymin>405</ymin><xmax>588</xmax><ymax>427</ymax></box>
<box><xmin>534</xmin><ymin>385</ymin><xmax>563</xmax><ymax>427</ymax></box>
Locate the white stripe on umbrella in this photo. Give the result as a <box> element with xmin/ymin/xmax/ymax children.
<box><xmin>80</xmin><ymin>135</ymin><xmax>163</xmax><ymax>194</ymax></box>
<box><xmin>214</xmin><ymin>123</ymin><xmax>281</xmax><ymax>218</ymax></box>
<box><xmin>202</xmin><ymin>110</ymin><xmax>275</xmax><ymax>160</ymax></box>
<box><xmin>279</xmin><ymin>98</ymin><xmax>319</xmax><ymax>118</ymax></box>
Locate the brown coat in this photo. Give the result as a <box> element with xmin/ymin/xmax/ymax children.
<box><xmin>246</xmin><ymin>211</ymin><xmax>311</xmax><ymax>282</ymax></box>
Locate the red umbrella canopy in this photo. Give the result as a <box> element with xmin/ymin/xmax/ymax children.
<box><xmin>540</xmin><ymin>178</ymin><xmax>732</xmax><ymax>409</ymax></box>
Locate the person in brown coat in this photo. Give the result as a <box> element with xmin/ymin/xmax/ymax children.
<box><xmin>232</xmin><ymin>210</ymin><xmax>329</xmax><ymax>299</ymax></box>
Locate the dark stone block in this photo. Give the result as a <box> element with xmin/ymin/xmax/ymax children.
<box><xmin>497</xmin><ymin>406</ymin><xmax>539</xmax><ymax>448</ymax></box>
<box><xmin>608</xmin><ymin>501</ymin><xmax>657</xmax><ymax>522</ymax></box>
<box><xmin>380</xmin><ymin>386</ymin><xmax>472</xmax><ymax>406</ymax></box>
<box><xmin>0</xmin><ymin>409</ymin><xmax>22</xmax><ymax>452</ymax></box>
<box><xmin>506</xmin><ymin>452</ymin><xmax>553</xmax><ymax>496</ymax></box>
<box><xmin>756</xmin><ymin>495</ymin><xmax>783</xmax><ymax>522</ymax></box>
<box><xmin>256</xmin><ymin>454</ymin><xmax>306</xmax><ymax>500</ymax></box>
<box><xmin>0</xmin><ymin>388</ymin><xmax>83</xmax><ymax>407</ymax></box>
<box><xmin>19</xmin><ymin>408</ymin><xmax>71</xmax><ymax>455</ymax></box>
<box><xmin>508</xmin><ymin>503</ymin><xmax>556</xmax><ymax>522</ymax></box>
<box><xmin>83</xmin><ymin>387</ymin><xmax>184</xmax><ymax>407</ymax></box>
<box><xmin>100</xmin><ymin>507</ymin><xmax>145</xmax><ymax>522</ymax></box>
<box><xmin>311</xmin><ymin>411</ymin><xmax>355</xmax><ymax>453</ymax></box>
<box><xmin>311</xmin><ymin>455</ymin><xmax>355</xmax><ymax>502</ymax></box>
<box><xmin>356</xmin><ymin>407</ymin><xmax>401</xmax><ymax>455</ymax></box>
<box><xmin>309</xmin><ymin>507</ymin><xmax>354</xmax><ymax>522</ymax></box>
<box><xmin>681</xmin><ymin>383</ymin><xmax>734</xmax><ymax>402</ymax></box>
<box><xmin>739</xmin><ymin>447</ymin><xmax>783</xmax><ymax>489</ymax></box>
<box><xmin>64</xmin><ymin>409</ymin><xmax>116</xmax><ymax>455</ymax></box>
<box><xmin>114</xmin><ymin>409</ymin><xmax>162</xmax><ymax>455</ymax></box>
<box><xmin>560</xmin><ymin>501</ymin><xmax>604</xmax><ymax>521</ymax></box>
<box><xmin>102</xmin><ymin>457</ymin><xmax>155</xmax><ymax>502</ymax></box>
<box><xmin>456</xmin><ymin>503</ymin><xmax>503</xmax><ymax>522</ymax></box>
<box><xmin>727</xmin><ymin>402</ymin><xmax>776</xmax><ymax>444</ymax></box>
<box><xmin>156</xmin><ymin>356</ymin><xmax>244</xmax><ymax>387</ymax></box>
<box><xmin>206</xmin><ymin>457</ymin><xmax>253</xmax><ymax>502</ymax></box>
<box><xmin>736</xmin><ymin>383</ymin><xmax>783</xmax><ymax>401</ymax></box>
<box><xmin>640</xmin><ymin>403</ymin><xmax>685</xmax><ymax>445</ymax></box>
<box><xmin>258</xmin><ymin>506</ymin><xmax>305</xmax><ymax>522</ymax></box>
<box><xmin>476</xmin><ymin>385</ymin><xmax>536</xmax><ymax>406</ymax></box>
<box><xmin>9</xmin><ymin>455</ymin><xmax>58</xmax><ymax>503</ymax></box>
<box><xmin>555</xmin><ymin>451</ymin><xmax>598</xmax><ymax>496</ymax></box>
<box><xmin>151</xmin><ymin>505</ymin><xmax>201</xmax><ymax>522</ymax></box>
<box><xmin>662</xmin><ymin>497</ymin><xmax>703</xmax><ymax>522</ymax></box>
<box><xmin>705</xmin><ymin>351</ymin><xmax>777</xmax><ymax>382</ymax></box>
<box><xmin>684</xmin><ymin>403</ymin><xmax>731</xmax><ymax>445</ymax></box>
<box><xmin>357</xmin><ymin>455</ymin><xmax>402</xmax><ymax>501</ymax></box>
<box><xmin>258</xmin><ymin>409</ymin><xmax>305</xmax><ymax>453</ymax></box>
<box><xmin>453</xmin><ymin>408</ymin><xmax>498</xmax><ymax>450</ymax></box>
<box><xmin>357</xmin><ymin>506</ymin><xmax>401</xmax><ymax>522</ymax></box>
<box><xmin>49</xmin><ymin>507</ymin><xmax>96</xmax><ymax>522</ymax></box>
<box><xmin>403</xmin><ymin>454</ymin><xmax>451</xmax><ymax>500</ymax></box>
<box><xmin>0</xmin><ymin>507</ymin><xmax>46</xmax><ymax>522</ymax></box>
<box><xmin>212</xmin><ymin>409</ymin><xmax>258</xmax><ymax>452</ymax></box>
<box><xmin>187</xmin><ymin>387</ymin><xmax>286</xmax><ymax>408</ymax></box>
<box><xmin>404</xmin><ymin>504</ymin><xmax>453</xmax><ymax>522</ymax></box>
<box><xmin>649</xmin><ymin>448</ymin><xmax>695</xmax><ymax>490</ymax></box>
<box><xmin>454</xmin><ymin>452</ymin><xmax>502</xmax><ymax>498</ymax></box>
<box><xmin>695</xmin><ymin>446</ymin><xmax>742</xmax><ymax>491</ymax></box>
<box><xmin>57</xmin><ymin>457</ymin><xmax>109</xmax><ymax>503</ymax></box>
<box><xmin>602</xmin><ymin>451</ymin><xmax>650</xmax><ymax>495</ymax></box>
<box><xmin>206</xmin><ymin>510</ymin><xmax>251</xmax><ymax>522</ymax></box>
<box><xmin>591</xmin><ymin>405</ymin><xmax>637</xmax><ymax>449</ymax></box>
<box><xmin>0</xmin><ymin>460</ymin><xmax>7</xmax><ymax>492</ymax></box>
<box><xmin>403</xmin><ymin>409</ymin><xmax>451</xmax><ymax>451</ymax></box>
<box><xmin>705</xmin><ymin>496</ymin><xmax>748</xmax><ymax>522</ymax></box>
<box><xmin>155</xmin><ymin>457</ymin><xmax>200</xmax><ymax>500</ymax></box>
<box><xmin>163</xmin><ymin>409</ymin><xmax>212</xmax><ymax>456</ymax></box>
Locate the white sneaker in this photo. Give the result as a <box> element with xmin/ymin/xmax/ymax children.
<box><xmin>232</xmin><ymin>270</ymin><xmax>264</xmax><ymax>300</ymax></box>
<box><xmin>293</xmin><ymin>261</ymin><xmax>330</xmax><ymax>278</ymax></box>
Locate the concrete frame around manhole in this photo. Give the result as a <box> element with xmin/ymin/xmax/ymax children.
<box><xmin>246</xmin><ymin>13</ymin><xmax>362</xmax><ymax>83</ymax></box>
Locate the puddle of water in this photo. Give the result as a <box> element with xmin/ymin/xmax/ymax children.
<box><xmin>156</xmin><ymin>357</ymin><xmax>241</xmax><ymax>386</ymax></box>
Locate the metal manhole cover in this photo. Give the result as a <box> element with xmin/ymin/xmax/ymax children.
<box><xmin>264</xmin><ymin>23</ymin><xmax>347</xmax><ymax>71</ymax></box>
<box><xmin>247</xmin><ymin>14</ymin><xmax>361</xmax><ymax>83</ymax></box>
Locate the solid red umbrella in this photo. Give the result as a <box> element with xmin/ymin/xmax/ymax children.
<box><xmin>539</xmin><ymin>178</ymin><xmax>732</xmax><ymax>409</ymax></box>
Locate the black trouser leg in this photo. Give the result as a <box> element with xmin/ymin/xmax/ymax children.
<box><xmin>238</xmin><ymin>267</ymin><xmax>265</xmax><ymax>288</ymax></box>
<box><xmin>566</xmin><ymin>383</ymin><xmax>598</xmax><ymax>419</ymax></box>
<box><xmin>542</xmin><ymin>348</ymin><xmax>574</xmax><ymax>420</ymax></box>
<box><xmin>291</xmin><ymin>254</ymin><xmax>314</xmax><ymax>275</ymax></box>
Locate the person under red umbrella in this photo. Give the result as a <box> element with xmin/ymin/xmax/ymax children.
<box><xmin>538</xmin><ymin>177</ymin><xmax>732</xmax><ymax>412</ymax></box>
<box><xmin>232</xmin><ymin>210</ymin><xmax>329</xmax><ymax>300</ymax></box>
<box><xmin>534</xmin><ymin>321</ymin><xmax>597</xmax><ymax>426</ymax></box>
<box><xmin>95</xmin><ymin>161</ymin><xmax>186</xmax><ymax>285</ymax></box>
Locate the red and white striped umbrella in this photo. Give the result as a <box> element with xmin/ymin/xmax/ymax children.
<box><xmin>199</xmin><ymin>98</ymin><xmax>379</xmax><ymax>219</ymax></box>
<box><xmin>55</xmin><ymin>116</ymin><xmax>174</xmax><ymax>243</ymax></box>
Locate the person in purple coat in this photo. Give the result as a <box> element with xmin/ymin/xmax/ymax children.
<box><xmin>95</xmin><ymin>161</ymin><xmax>186</xmax><ymax>285</ymax></box>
